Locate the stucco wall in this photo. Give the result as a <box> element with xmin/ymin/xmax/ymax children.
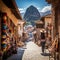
<box><xmin>45</xmin><ymin>17</ymin><xmax>52</xmax><ymax>28</ymax></box>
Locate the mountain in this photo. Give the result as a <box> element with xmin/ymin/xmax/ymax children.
<box><xmin>24</xmin><ymin>5</ymin><xmax>41</xmax><ymax>21</ymax></box>
<box><xmin>40</xmin><ymin>10</ymin><xmax>51</xmax><ymax>17</ymax></box>
<box><xmin>21</xmin><ymin>10</ymin><xmax>51</xmax><ymax>19</ymax></box>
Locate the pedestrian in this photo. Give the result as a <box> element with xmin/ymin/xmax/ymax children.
<box><xmin>40</xmin><ymin>30</ymin><xmax>46</xmax><ymax>54</ymax></box>
<box><xmin>28</xmin><ymin>31</ymin><xmax>34</xmax><ymax>41</ymax></box>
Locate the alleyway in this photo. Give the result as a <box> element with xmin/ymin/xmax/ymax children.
<box><xmin>7</xmin><ymin>41</ymin><xmax>49</xmax><ymax>60</ymax></box>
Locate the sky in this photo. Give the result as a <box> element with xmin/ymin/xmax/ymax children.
<box><xmin>15</xmin><ymin>0</ymin><xmax>51</xmax><ymax>14</ymax></box>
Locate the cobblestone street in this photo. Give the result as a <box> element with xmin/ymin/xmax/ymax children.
<box><xmin>7</xmin><ymin>41</ymin><xmax>49</xmax><ymax>60</ymax></box>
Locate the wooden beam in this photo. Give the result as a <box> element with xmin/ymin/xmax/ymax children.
<box><xmin>46</xmin><ymin>0</ymin><xmax>52</xmax><ymax>3</ymax></box>
<box><xmin>2</xmin><ymin>0</ymin><xmax>22</xmax><ymax>19</ymax></box>
<box><xmin>46</xmin><ymin>0</ymin><xmax>60</xmax><ymax>5</ymax></box>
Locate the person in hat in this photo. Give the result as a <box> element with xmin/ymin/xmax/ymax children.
<box><xmin>40</xmin><ymin>29</ymin><xmax>46</xmax><ymax>54</ymax></box>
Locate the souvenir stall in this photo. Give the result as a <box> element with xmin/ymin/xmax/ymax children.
<box><xmin>46</xmin><ymin>0</ymin><xmax>60</xmax><ymax>60</ymax></box>
<box><xmin>0</xmin><ymin>0</ymin><xmax>23</xmax><ymax>59</ymax></box>
<box><xmin>0</xmin><ymin>11</ymin><xmax>2</xmax><ymax>60</ymax></box>
<box><xmin>0</xmin><ymin>12</ymin><xmax>17</xmax><ymax>60</ymax></box>
<box><xmin>1</xmin><ymin>13</ymin><xmax>8</xmax><ymax>52</ymax></box>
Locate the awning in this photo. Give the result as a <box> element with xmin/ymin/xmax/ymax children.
<box><xmin>35</xmin><ymin>20</ymin><xmax>44</xmax><ymax>24</ymax></box>
<box><xmin>0</xmin><ymin>0</ymin><xmax>22</xmax><ymax>26</ymax></box>
<box><xmin>2</xmin><ymin>0</ymin><xmax>22</xmax><ymax>19</ymax></box>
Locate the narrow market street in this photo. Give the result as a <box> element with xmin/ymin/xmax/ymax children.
<box><xmin>0</xmin><ymin>0</ymin><xmax>60</xmax><ymax>60</ymax></box>
<box><xmin>7</xmin><ymin>41</ymin><xmax>49</xmax><ymax>60</ymax></box>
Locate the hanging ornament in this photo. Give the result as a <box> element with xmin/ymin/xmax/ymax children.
<box><xmin>2</xmin><ymin>32</ymin><xmax>6</xmax><ymax>35</ymax></box>
<box><xmin>2</xmin><ymin>25</ymin><xmax>7</xmax><ymax>30</ymax></box>
<box><xmin>2</xmin><ymin>19</ymin><xmax>7</xmax><ymax>23</ymax></box>
<box><xmin>2</xmin><ymin>13</ymin><xmax>7</xmax><ymax>20</ymax></box>
<box><xmin>1</xmin><ymin>44</ymin><xmax>7</xmax><ymax>48</ymax></box>
<box><xmin>2</xmin><ymin>30</ymin><xmax>6</xmax><ymax>33</ymax></box>
<box><xmin>0</xmin><ymin>50</ymin><xmax>3</xmax><ymax>56</ymax></box>
<box><xmin>1</xmin><ymin>47</ymin><xmax>7</xmax><ymax>52</ymax></box>
<box><xmin>1</xmin><ymin>13</ymin><xmax>7</xmax><ymax>51</ymax></box>
<box><xmin>1</xmin><ymin>38</ymin><xmax>6</xmax><ymax>41</ymax></box>
<box><xmin>2</xmin><ymin>35</ymin><xmax>6</xmax><ymax>39</ymax></box>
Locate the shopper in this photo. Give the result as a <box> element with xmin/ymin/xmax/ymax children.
<box><xmin>40</xmin><ymin>30</ymin><xmax>46</xmax><ymax>54</ymax></box>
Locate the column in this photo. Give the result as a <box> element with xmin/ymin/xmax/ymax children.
<box><xmin>51</xmin><ymin>5</ymin><xmax>55</xmax><ymax>40</ymax></box>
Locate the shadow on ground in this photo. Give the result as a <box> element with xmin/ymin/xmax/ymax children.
<box><xmin>7</xmin><ymin>49</ymin><xmax>25</xmax><ymax>60</ymax></box>
<box><xmin>41</xmin><ymin>53</ymin><xmax>51</xmax><ymax>56</ymax></box>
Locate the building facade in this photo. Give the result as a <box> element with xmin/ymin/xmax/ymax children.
<box><xmin>0</xmin><ymin>0</ymin><xmax>23</xmax><ymax>60</ymax></box>
<box><xmin>46</xmin><ymin>0</ymin><xmax>60</xmax><ymax>60</ymax></box>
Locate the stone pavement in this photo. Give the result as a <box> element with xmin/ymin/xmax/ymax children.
<box><xmin>22</xmin><ymin>41</ymin><xmax>49</xmax><ymax>60</ymax></box>
<box><xmin>7</xmin><ymin>41</ymin><xmax>49</xmax><ymax>60</ymax></box>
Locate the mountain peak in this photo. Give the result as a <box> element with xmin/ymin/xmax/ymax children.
<box><xmin>28</xmin><ymin>5</ymin><xmax>35</xmax><ymax>8</ymax></box>
<box><xmin>23</xmin><ymin>5</ymin><xmax>41</xmax><ymax>26</ymax></box>
<box><xmin>27</xmin><ymin>5</ymin><xmax>37</xmax><ymax>10</ymax></box>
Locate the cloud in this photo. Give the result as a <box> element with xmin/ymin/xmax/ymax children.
<box><xmin>37</xmin><ymin>7</ymin><xmax>40</xmax><ymax>10</ymax></box>
<box><xmin>18</xmin><ymin>8</ymin><xmax>24</xmax><ymax>11</ymax></box>
<box><xmin>18</xmin><ymin>5</ymin><xmax>51</xmax><ymax>13</ymax></box>
<box><xmin>18</xmin><ymin>8</ymin><xmax>26</xmax><ymax>13</ymax></box>
<box><xmin>41</xmin><ymin>5</ymin><xmax>51</xmax><ymax>12</ymax></box>
<box><xmin>33</xmin><ymin>7</ymin><xmax>40</xmax><ymax>13</ymax></box>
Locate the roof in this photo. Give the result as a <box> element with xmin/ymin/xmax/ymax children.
<box><xmin>2</xmin><ymin>0</ymin><xmax>22</xmax><ymax>19</ymax></box>
<box><xmin>46</xmin><ymin>0</ymin><xmax>52</xmax><ymax>4</ymax></box>
<box><xmin>41</xmin><ymin>14</ymin><xmax>52</xmax><ymax>19</ymax></box>
<box><xmin>44</xmin><ymin>14</ymin><xmax>52</xmax><ymax>18</ymax></box>
<box><xmin>46</xmin><ymin>0</ymin><xmax>59</xmax><ymax>4</ymax></box>
<box><xmin>35</xmin><ymin>20</ymin><xmax>43</xmax><ymax>24</ymax></box>
<box><xmin>40</xmin><ymin>14</ymin><xmax>52</xmax><ymax>22</ymax></box>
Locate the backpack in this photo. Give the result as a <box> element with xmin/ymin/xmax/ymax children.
<box><xmin>41</xmin><ymin>32</ymin><xmax>45</xmax><ymax>39</ymax></box>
